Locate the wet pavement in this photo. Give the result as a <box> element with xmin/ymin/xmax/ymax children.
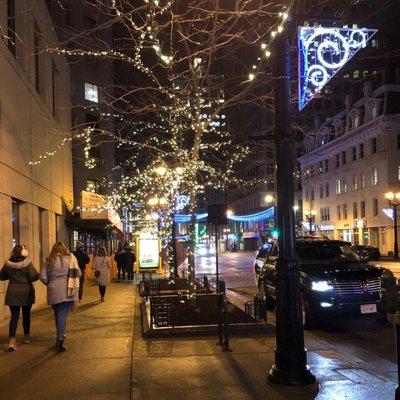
<box><xmin>0</xmin><ymin>267</ymin><xmax>398</xmax><ymax>399</ymax></box>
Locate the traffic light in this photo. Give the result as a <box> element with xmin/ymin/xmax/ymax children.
<box><xmin>270</xmin><ymin>228</ymin><xmax>279</xmax><ymax>239</ymax></box>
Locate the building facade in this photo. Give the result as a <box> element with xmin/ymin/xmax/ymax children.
<box><xmin>299</xmin><ymin>83</ymin><xmax>400</xmax><ymax>255</ymax></box>
<box><xmin>0</xmin><ymin>0</ymin><xmax>73</xmax><ymax>320</ymax></box>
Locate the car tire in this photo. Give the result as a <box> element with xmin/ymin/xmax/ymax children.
<box><xmin>302</xmin><ymin>297</ymin><xmax>318</xmax><ymax>330</ymax></box>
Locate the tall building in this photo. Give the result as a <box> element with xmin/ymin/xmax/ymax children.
<box><xmin>49</xmin><ymin>0</ymin><xmax>121</xmax><ymax>252</ymax></box>
<box><xmin>0</xmin><ymin>0</ymin><xmax>73</xmax><ymax>319</ymax></box>
<box><xmin>299</xmin><ymin>83</ymin><xmax>400</xmax><ymax>255</ymax></box>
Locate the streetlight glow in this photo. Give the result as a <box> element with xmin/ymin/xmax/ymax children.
<box><xmin>265</xmin><ymin>194</ymin><xmax>274</xmax><ymax>203</ymax></box>
<box><xmin>155</xmin><ymin>165</ymin><xmax>167</xmax><ymax>176</ymax></box>
<box><xmin>226</xmin><ymin>209</ymin><xmax>234</xmax><ymax>218</ymax></box>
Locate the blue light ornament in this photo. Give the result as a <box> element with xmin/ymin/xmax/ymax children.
<box><xmin>298</xmin><ymin>26</ymin><xmax>377</xmax><ymax>110</ymax></box>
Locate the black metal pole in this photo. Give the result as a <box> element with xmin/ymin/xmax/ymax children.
<box><xmin>171</xmin><ymin>213</ymin><xmax>179</xmax><ymax>277</ymax></box>
<box><xmin>267</xmin><ymin>31</ymin><xmax>316</xmax><ymax>386</ymax></box>
<box><xmin>394</xmin><ymin>204</ymin><xmax>399</xmax><ymax>260</ymax></box>
<box><xmin>396</xmin><ymin>323</ymin><xmax>400</xmax><ymax>400</ymax></box>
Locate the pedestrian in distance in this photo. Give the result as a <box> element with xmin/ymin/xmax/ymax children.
<box><xmin>92</xmin><ymin>247</ymin><xmax>111</xmax><ymax>302</ymax></box>
<box><xmin>40</xmin><ymin>242</ymin><xmax>81</xmax><ymax>353</ymax></box>
<box><xmin>114</xmin><ymin>246</ymin><xmax>125</xmax><ymax>282</ymax></box>
<box><xmin>120</xmin><ymin>244</ymin><xmax>136</xmax><ymax>282</ymax></box>
<box><xmin>0</xmin><ymin>245</ymin><xmax>39</xmax><ymax>351</ymax></box>
<box><xmin>73</xmin><ymin>242</ymin><xmax>90</xmax><ymax>302</ymax></box>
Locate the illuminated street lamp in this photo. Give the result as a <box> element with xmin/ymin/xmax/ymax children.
<box><xmin>304</xmin><ymin>209</ymin><xmax>317</xmax><ymax>235</ymax></box>
<box><xmin>226</xmin><ymin>209</ymin><xmax>234</xmax><ymax>218</ymax></box>
<box><xmin>385</xmin><ymin>191</ymin><xmax>400</xmax><ymax>259</ymax></box>
<box><xmin>265</xmin><ymin>194</ymin><xmax>276</xmax><ymax>229</ymax></box>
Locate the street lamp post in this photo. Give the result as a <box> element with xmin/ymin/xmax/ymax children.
<box><xmin>267</xmin><ymin>31</ymin><xmax>315</xmax><ymax>386</ymax></box>
<box><xmin>304</xmin><ymin>209</ymin><xmax>317</xmax><ymax>235</ymax></box>
<box><xmin>265</xmin><ymin>194</ymin><xmax>276</xmax><ymax>229</ymax></box>
<box><xmin>385</xmin><ymin>192</ymin><xmax>400</xmax><ymax>260</ymax></box>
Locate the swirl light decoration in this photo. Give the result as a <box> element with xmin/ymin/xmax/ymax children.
<box><xmin>298</xmin><ymin>26</ymin><xmax>377</xmax><ymax>110</ymax></box>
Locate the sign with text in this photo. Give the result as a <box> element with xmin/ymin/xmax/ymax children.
<box><xmin>136</xmin><ymin>232</ymin><xmax>161</xmax><ymax>270</ymax></box>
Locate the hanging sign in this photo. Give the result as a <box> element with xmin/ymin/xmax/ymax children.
<box><xmin>298</xmin><ymin>26</ymin><xmax>377</xmax><ymax>110</ymax></box>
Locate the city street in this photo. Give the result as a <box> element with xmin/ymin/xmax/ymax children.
<box><xmin>197</xmin><ymin>251</ymin><xmax>400</xmax><ymax>379</ymax></box>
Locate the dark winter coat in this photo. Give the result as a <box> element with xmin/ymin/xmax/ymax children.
<box><xmin>117</xmin><ymin>251</ymin><xmax>136</xmax><ymax>269</ymax></box>
<box><xmin>0</xmin><ymin>258</ymin><xmax>39</xmax><ymax>306</ymax></box>
<box><xmin>73</xmin><ymin>250</ymin><xmax>90</xmax><ymax>271</ymax></box>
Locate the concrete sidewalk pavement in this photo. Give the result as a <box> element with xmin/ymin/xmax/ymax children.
<box><xmin>0</xmin><ymin>281</ymin><xmax>398</xmax><ymax>399</ymax></box>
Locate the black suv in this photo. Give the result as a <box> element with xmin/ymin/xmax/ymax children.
<box><xmin>256</xmin><ymin>239</ymin><xmax>384</xmax><ymax>329</ymax></box>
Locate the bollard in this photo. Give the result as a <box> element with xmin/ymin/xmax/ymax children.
<box><xmin>222</xmin><ymin>293</ymin><xmax>231</xmax><ymax>352</ymax></box>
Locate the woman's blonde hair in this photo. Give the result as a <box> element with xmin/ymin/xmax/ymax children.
<box><xmin>47</xmin><ymin>242</ymin><xmax>70</xmax><ymax>266</ymax></box>
<box><xmin>97</xmin><ymin>247</ymin><xmax>107</xmax><ymax>257</ymax></box>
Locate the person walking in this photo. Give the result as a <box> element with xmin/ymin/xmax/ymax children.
<box><xmin>40</xmin><ymin>242</ymin><xmax>81</xmax><ymax>353</ymax></box>
<box><xmin>92</xmin><ymin>247</ymin><xmax>111</xmax><ymax>302</ymax></box>
<box><xmin>73</xmin><ymin>242</ymin><xmax>90</xmax><ymax>302</ymax></box>
<box><xmin>114</xmin><ymin>247</ymin><xmax>125</xmax><ymax>282</ymax></box>
<box><xmin>0</xmin><ymin>245</ymin><xmax>39</xmax><ymax>351</ymax></box>
<box><xmin>120</xmin><ymin>245</ymin><xmax>136</xmax><ymax>282</ymax></box>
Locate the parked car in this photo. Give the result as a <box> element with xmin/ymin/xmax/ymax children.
<box><xmin>351</xmin><ymin>245</ymin><xmax>381</xmax><ymax>260</ymax></box>
<box><xmin>254</xmin><ymin>239</ymin><xmax>384</xmax><ymax>329</ymax></box>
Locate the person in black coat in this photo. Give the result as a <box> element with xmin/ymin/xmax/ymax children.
<box><xmin>119</xmin><ymin>245</ymin><xmax>136</xmax><ymax>282</ymax></box>
<box><xmin>0</xmin><ymin>245</ymin><xmax>39</xmax><ymax>351</ymax></box>
<box><xmin>114</xmin><ymin>247</ymin><xmax>125</xmax><ymax>282</ymax></box>
<box><xmin>73</xmin><ymin>242</ymin><xmax>90</xmax><ymax>301</ymax></box>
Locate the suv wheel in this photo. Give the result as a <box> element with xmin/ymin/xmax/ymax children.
<box><xmin>302</xmin><ymin>297</ymin><xmax>317</xmax><ymax>330</ymax></box>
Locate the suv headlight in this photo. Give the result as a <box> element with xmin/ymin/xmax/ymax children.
<box><xmin>311</xmin><ymin>280</ymin><xmax>333</xmax><ymax>292</ymax></box>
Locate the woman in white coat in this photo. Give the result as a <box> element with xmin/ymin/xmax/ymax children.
<box><xmin>92</xmin><ymin>247</ymin><xmax>111</xmax><ymax>302</ymax></box>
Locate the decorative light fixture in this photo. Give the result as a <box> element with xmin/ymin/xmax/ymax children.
<box><xmin>298</xmin><ymin>26</ymin><xmax>377</xmax><ymax>110</ymax></box>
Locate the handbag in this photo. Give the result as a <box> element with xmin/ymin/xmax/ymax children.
<box><xmin>94</xmin><ymin>256</ymin><xmax>105</xmax><ymax>279</ymax></box>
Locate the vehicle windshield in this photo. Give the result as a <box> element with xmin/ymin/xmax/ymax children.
<box><xmin>297</xmin><ymin>242</ymin><xmax>360</xmax><ymax>263</ymax></box>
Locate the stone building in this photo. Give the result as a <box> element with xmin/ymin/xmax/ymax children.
<box><xmin>299</xmin><ymin>83</ymin><xmax>400</xmax><ymax>255</ymax></box>
<box><xmin>0</xmin><ymin>0</ymin><xmax>73</xmax><ymax>320</ymax></box>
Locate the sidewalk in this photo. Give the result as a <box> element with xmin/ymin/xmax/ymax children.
<box><xmin>0</xmin><ymin>281</ymin><xmax>398</xmax><ymax>400</ymax></box>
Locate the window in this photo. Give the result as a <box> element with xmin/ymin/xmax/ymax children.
<box><xmin>335</xmin><ymin>154</ymin><xmax>340</xmax><ymax>168</ymax></box>
<box><xmin>12</xmin><ymin>200</ymin><xmax>20</xmax><ymax>247</ymax></box>
<box><xmin>7</xmin><ymin>0</ymin><xmax>16</xmax><ymax>55</ymax></box>
<box><xmin>372</xmin><ymin>198</ymin><xmax>379</xmax><ymax>217</ymax></box>
<box><xmin>352</xmin><ymin>146</ymin><xmax>357</xmax><ymax>161</ymax></box>
<box><xmin>359</xmin><ymin>143</ymin><xmax>365</xmax><ymax>158</ymax></box>
<box><xmin>337</xmin><ymin>205</ymin><xmax>341</xmax><ymax>220</ymax></box>
<box><xmin>342</xmin><ymin>151</ymin><xmax>347</xmax><ymax>165</ymax></box>
<box><xmin>86</xmin><ymin>179</ymin><xmax>100</xmax><ymax>193</ymax></box>
<box><xmin>267</xmin><ymin>180</ymin><xmax>274</xmax><ymax>191</ymax></box>
<box><xmin>343</xmin><ymin>178</ymin><xmax>347</xmax><ymax>193</ymax></box>
<box><xmin>353</xmin><ymin>70</ymin><xmax>360</xmax><ymax>79</ymax></box>
<box><xmin>360</xmin><ymin>200</ymin><xmax>366</xmax><ymax>218</ymax></box>
<box><xmin>310</xmin><ymin>188</ymin><xmax>314</xmax><ymax>201</ymax></box>
<box><xmin>318</xmin><ymin>161</ymin><xmax>323</xmax><ymax>173</ymax></box>
<box><xmin>325</xmin><ymin>183</ymin><xmax>330</xmax><ymax>197</ymax></box>
<box><xmin>343</xmin><ymin>203</ymin><xmax>348</xmax><ymax>219</ymax></box>
<box><xmin>320</xmin><ymin>208</ymin><xmax>330</xmax><ymax>221</ymax></box>
<box><xmin>371</xmin><ymin>167</ymin><xmax>378</xmax><ymax>186</ymax></box>
<box><xmin>266</xmin><ymin>147</ymin><xmax>273</xmax><ymax>159</ymax></box>
<box><xmin>371</xmin><ymin>137</ymin><xmax>377</xmax><ymax>154</ymax></box>
<box><xmin>324</xmin><ymin>159</ymin><xmax>329</xmax><ymax>172</ymax></box>
<box><xmin>353</xmin><ymin>202</ymin><xmax>358</xmax><ymax>219</ymax></box>
<box><xmin>305</xmin><ymin>190</ymin><xmax>309</xmax><ymax>202</ymax></box>
<box><xmin>319</xmin><ymin>186</ymin><xmax>323</xmax><ymax>199</ymax></box>
<box><xmin>353</xmin><ymin>176</ymin><xmax>358</xmax><ymax>190</ymax></box>
<box><xmin>34</xmin><ymin>24</ymin><xmax>40</xmax><ymax>92</ymax></box>
<box><xmin>84</xmin><ymin>82</ymin><xmax>99</xmax><ymax>103</ymax></box>
<box><xmin>398</xmin><ymin>166</ymin><xmax>400</xmax><ymax>181</ymax></box>
<box><xmin>361</xmin><ymin>173</ymin><xmax>366</xmax><ymax>189</ymax></box>
<box><xmin>336</xmin><ymin>179</ymin><xmax>341</xmax><ymax>195</ymax></box>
